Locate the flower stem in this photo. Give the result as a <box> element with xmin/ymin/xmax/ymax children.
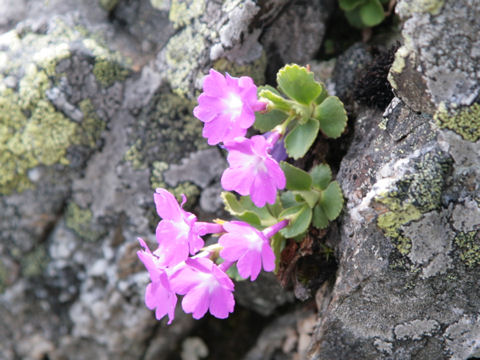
<box><xmin>218</xmin><ymin>260</ymin><xmax>235</xmax><ymax>272</ymax></box>
<box><xmin>274</xmin><ymin>113</ymin><xmax>296</xmax><ymax>136</ymax></box>
<box><xmin>195</xmin><ymin>222</ymin><xmax>225</xmax><ymax>236</ymax></box>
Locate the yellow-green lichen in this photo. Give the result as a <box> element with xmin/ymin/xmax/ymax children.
<box><xmin>24</xmin><ymin>101</ymin><xmax>76</xmax><ymax>165</ymax></box>
<box><xmin>0</xmin><ymin>23</ymin><xmax>123</xmax><ymax>195</ymax></box>
<box><xmin>150</xmin><ymin>161</ymin><xmax>169</xmax><ymax>189</ymax></box>
<box><xmin>396</xmin><ymin>0</ymin><xmax>445</xmax><ymax>17</ymax></box>
<box><xmin>65</xmin><ymin>202</ymin><xmax>103</xmax><ymax>241</ymax></box>
<box><xmin>169</xmin><ymin>0</ymin><xmax>206</xmax><ymax>28</ymax></box>
<box><xmin>74</xmin><ymin>99</ymin><xmax>106</xmax><ymax>147</ymax></box>
<box><xmin>377</xmin><ymin>194</ymin><xmax>422</xmax><ymax>255</ymax></box>
<box><xmin>376</xmin><ymin>150</ymin><xmax>452</xmax><ymax>255</ymax></box>
<box><xmin>93</xmin><ymin>58</ymin><xmax>129</xmax><ymax>87</ymax></box>
<box><xmin>124</xmin><ymin>140</ymin><xmax>147</xmax><ymax>170</ymax></box>
<box><xmin>0</xmin><ymin>75</ymin><xmax>76</xmax><ymax>193</ymax></box>
<box><xmin>99</xmin><ymin>0</ymin><xmax>119</xmax><ymax>11</ymax></box>
<box><xmin>21</xmin><ymin>245</ymin><xmax>48</xmax><ymax>277</ymax></box>
<box><xmin>83</xmin><ymin>38</ymin><xmax>130</xmax><ymax>87</ymax></box>
<box><xmin>165</xmin><ymin>27</ymin><xmax>206</xmax><ymax>96</ymax></box>
<box><xmin>455</xmin><ymin>230</ymin><xmax>480</xmax><ymax>267</ymax></box>
<box><xmin>169</xmin><ymin>182</ymin><xmax>200</xmax><ymax>209</ymax></box>
<box><xmin>388</xmin><ymin>46</ymin><xmax>410</xmax><ymax>90</ymax></box>
<box><xmin>125</xmin><ymin>90</ymin><xmax>207</xmax><ymax>170</ymax></box>
<box><xmin>435</xmin><ymin>102</ymin><xmax>480</xmax><ymax>142</ymax></box>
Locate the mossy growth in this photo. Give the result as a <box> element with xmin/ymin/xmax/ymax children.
<box><xmin>169</xmin><ymin>182</ymin><xmax>200</xmax><ymax>210</ymax></box>
<box><xmin>455</xmin><ymin>230</ymin><xmax>480</xmax><ymax>268</ymax></box>
<box><xmin>169</xmin><ymin>0</ymin><xmax>206</xmax><ymax>28</ymax></box>
<box><xmin>377</xmin><ymin>195</ymin><xmax>422</xmax><ymax>255</ymax></box>
<box><xmin>165</xmin><ymin>27</ymin><xmax>206</xmax><ymax>96</ymax></box>
<box><xmin>125</xmin><ymin>88</ymin><xmax>207</xmax><ymax>169</ymax></box>
<box><xmin>435</xmin><ymin>102</ymin><xmax>480</xmax><ymax>142</ymax></box>
<box><xmin>396</xmin><ymin>0</ymin><xmax>445</xmax><ymax>17</ymax></box>
<box><xmin>83</xmin><ymin>38</ymin><xmax>130</xmax><ymax>87</ymax></box>
<box><xmin>21</xmin><ymin>245</ymin><xmax>49</xmax><ymax>278</ymax></box>
<box><xmin>99</xmin><ymin>0</ymin><xmax>119</xmax><ymax>12</ymax></box>
<box><xmin>74</xmin><ymin>99</ymin><xmax>106</xmax><ymax>147</ymax></box>
<box><xmin>0</xmin><ymin>21</ymin><xmax>126</xmax><ymax>194</ymax></box>
<box><xmin>150</xmin><ymin>161</ymin><xmax>169</xmax><ymax>189</ymax></box>
<box><xmin>376</xmin><ymin>150</ymin><xmax>452</xmax><ymax>255</ymax></box>
<box><xmin>93</xmin><ymin>59</ymin><xmax>129</xmax><ymax>87</ymax></box>
<box><xmin>65</xmin><ymin>202</ymin><xmax>104</xmax><ymax>242</ymax></box>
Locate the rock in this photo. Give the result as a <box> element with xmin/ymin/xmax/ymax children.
<box><xmin>0</xmin><ymin>1</ymin><xmax>326</xmax><ymax>359</ymax></box>
<box><xmin>389</xmin><ymin>0</ymin><xmax>480</xmax><ymax>113</ymax></box>
<box><xmin>307</xmin><ymin>93</ymin><xmax>480</xmax><ymax>358</ymax></box>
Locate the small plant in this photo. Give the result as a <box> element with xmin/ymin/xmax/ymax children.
<box><xmin>136</xmin><ymin>64</ymin><xmax>347</xmax><ymax>323</ymax></box>
<box><xmin>339</xmin><ymin>0</ymin><xmax>390</xmax><ymax>28</ymax></box>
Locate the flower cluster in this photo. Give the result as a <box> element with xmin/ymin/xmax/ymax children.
<box><xmin>194</xmin><ymin>69</ymin><xmax>285</xmax><ymax>207</ymax></box>
<box><xmin>137</xmin><ymin>65</ymin><xmax>347</xmax><ymax>323</ymax></box>
<box><xmin>137</xmin><ymin>188</ymin><xmax>287</xmax><ymax>323</ymax></box>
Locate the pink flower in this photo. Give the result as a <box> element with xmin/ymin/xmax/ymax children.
<box><xmin>137</xmin><ymin>238</ymin><xmax>177</xmax><ymax>324</ymax></box>
<box><xmin>170</xmin><ymin>257</ymin><xmax>235</xmax><ymax>319</ymax></box>
<box><xmin>221</xmin><ymin>135</ymin><xmax>286</xmax><ymax>207</ymax></box>
<box><xmin>153</xmin><ymin>188</ymin><xmax>204</xmax><ymax>267</ymax></box>
<box><xmin>193</xmin><ymin>69</ymin><xmax>267</xmax><ymax>145</ymax></box>
<box><xmin>218</xmin><ymin>221</ymin><xmax>285</xmax><ymax>281</ymax></box>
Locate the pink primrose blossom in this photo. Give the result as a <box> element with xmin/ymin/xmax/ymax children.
<box><xmin>153</xmin><ymin>188</ymin><xmax>204</xmax><ymax>267</ymax></box>
<box><xmin>193</xmin><ymin>69</ymin><xmax>267</xmax><ymax>145</ymax></box>
<box><xmin>137</xmin><ymin>238</ymin><xmax>177</xmax><ymax>324</ymax></box>
<box><xmin>221</xmin><ymin>135</ymin><xmax>286</xmax><ymax>207</ymax></box>
<box><xmin>218</xmin><ymin>221</ymin><xmax>278</xmax><ymax>281</ymax></box>
<box><xmin>170</xmin><ymin>257</ymin><xmax>235</xmax><ymax>319</ymax></box>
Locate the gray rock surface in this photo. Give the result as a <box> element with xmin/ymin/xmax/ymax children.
<box><xmin>0</xmin><ymin>0</ymin><xmax>335</xmax><ymax>359</ymax></box>
<box><xmin>307</xmin><ymin>1</ymin><xmax>480</xmax><ymax>358</ymax></box>
<box><xmin>1</xmin><ymin>0</ymin><xmax>479</xmax><ymax>359</ymax></box>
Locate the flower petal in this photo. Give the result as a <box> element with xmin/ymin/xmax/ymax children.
<box><xmin>182</xmin><ymin>284</ymin><xmax>210</xmax><ymax>319</ymax></box>
<box><xmin>209</xmin><ymin>286</ymin><xmax>235</xmax><ymax>319</ymax></box>
<box><xmin>154</xmin><ymin>188</ymin><xmax>183</xmax><ymax>221</ymax></box>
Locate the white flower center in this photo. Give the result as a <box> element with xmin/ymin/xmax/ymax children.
<box><xmin>197</xmin><ymin>271</ymin><xmax>217</xmax><ymax>293</ymax></box>
<box><xmin>224</xmin><ymin>92</ymin><xmax>243</xmax><ymax>118</ymax></box>
<box><xmin>245</xmin><ymin>231</ymin><xmax>263</xmax><ymax>251</ymax></box>
<box><xmin>175</xmin><ymin>219</ymin><xmax>191</xmax><ymax>239</ymax></box>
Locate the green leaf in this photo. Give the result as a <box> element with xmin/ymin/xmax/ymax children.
<box><xmin>267</xmin><ymin>197</ymin><xmax>284</xmax><ymax>218</ymax></box>
<box><xmin>312</xmin><ymin>204</ymin><xmax>329</xmax><ymax>229</ymax></box>
<box><xmin>238</xmin><ymin>196</ymin><xmax>278</xmax><ymax>226</ymax></box>
<box><xmin>280</xmin><ymin>161</ymin><xmax>312</xmax><ymax>191</ymax></box>
<box><xmin>277</xmin><ymin>64</ymin><xmax>322</xmax><ymax>105</ymax></box>
<box><xmin>222</xmin><ymin>192</ymin><xmax>261</xmax><ymax>225</ymax></box>
<box><xmin>359</xmin><ymin>0</ymin><xmax>385</xmax><ymax>27</ymax></box>
<box><xmin>320</xmin><ymin>181</ymin><xmax>344</xmax><ymax>221</ymax></box>
<box><xmin>344</xmin><ymin>8</ymin><xmax>366</xmax><ymax>28</ymax></box>
<box><xmin>294</xmin><ymin>190</ymin><xmax>320</xmax><ymax>208</ymax></box>
<box><xmin>258</xmin><ymin>88</ymin><xmax>292</xmax><ymax>113</ymax></box>
<box><xmin>280</xmin><ymin>191</ymin><xmax>299</xmax><ymax>209</ymax></box>
<box><xmin>314</xmin><ymin>96</ymin><xmax>347</xmax><ymax>139</ymax></box>
<box><xmin>279</xmin><ymin>203</ymin><xmax>312</xmax><ymax>238</ymax></box>
<box><xmin>339</xmin><ymin>0</ymin><xmax>365</xmax><ymax>11</ymax></box>
<box><xmin>254</xmin><ymin>109</ymin><xmax>288</xmax><ymax>132</ymax></box>
<box><xmin>284</xmin><ymin>118</ymin><xmax>320</xmax><ymax>159</ymax></box>
<box><xmin>313</xmin><ymin>82</ymin><xmax>329</xmax><ymax>105</ymax></box>
<box><xmin>310</xmin><ymin>164</ymin><xmax>332</xmax><ymax>190</ymax></box>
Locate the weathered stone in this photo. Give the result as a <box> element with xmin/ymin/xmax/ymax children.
<box><xmin>389</xmin><ymin>0</ymin><xmax>480</xmax><ymax>113</ymax></box>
